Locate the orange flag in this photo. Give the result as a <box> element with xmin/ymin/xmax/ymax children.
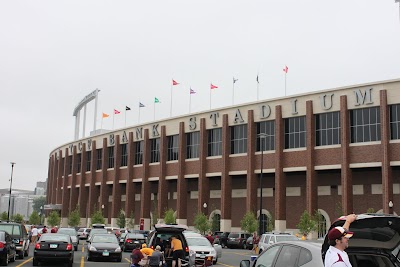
<box><xmin>102</xmin><ymin>113</ymin><xmax>109</xmax><ymax>118</ymax></box>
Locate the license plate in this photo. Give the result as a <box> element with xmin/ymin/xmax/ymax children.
<box><xmin>200</xmin><ymin>254</ymin><xmax>205</xmax><ymax>259</ymax></box>
<box><xmin>102</xmin><ymin>251</ymin><xmax>109</xmax><ymax>256</ymax></box>
<box><xmin>50</xmin><ymin>244</ymin><xmax>58</xmax><ymax>249</ymax></box>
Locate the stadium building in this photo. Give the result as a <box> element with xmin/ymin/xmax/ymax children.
<box><xmin>47</xmin><ymin>78</ymin><xmax>400</xmax><ymax>235</ymax></box>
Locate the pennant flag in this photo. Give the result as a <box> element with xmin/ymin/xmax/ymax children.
<box><xmin>126</xmin><ymin>106</ymin><xmax>131</xmax><ymax>111</ymax></box>
<box><xmin>210</xmin><ymin>83</ymin><xmax>218</xmax><ymax>89</ymax></box>
<box><xmin>114</xmin><ymin>109</ymin><xmax>121</xmax><ymax>115</ymax></box>
<box><xmin>154</xmin><ymin>97</ymin><xmax>160</xmax><ymax>103</ymax></box>
<box><xmin>233</xmin><ymin>77</ymin><xmax>238</xmax><ymax>84</ymax></box>
<box><xmin>283</xmin><ymin>65</ymin><xmax>288</xmax><ymax>73</ymax></box>
<box><xmin>190</xmin><ymin>88</ymin><xmax>196</xmax><ymax>94</ymax></box>
<box><xmin>256</xmin><ymin>75</ymin><xmax>259</xmax><ymax>83</ymax></box>
<box><xmin>172</xmin><ymin>79</ymin><xmax>179</xmax><ymax>86</ymax></box>
<box><xmin>102</xmin><ymin>113</ymin><xmax>109</xmax><ymax>118</ymax></box>
<box><xmin>139</xmin><ymin>102</ymin><xmax>145</xmax><ymax>108</ymax></box>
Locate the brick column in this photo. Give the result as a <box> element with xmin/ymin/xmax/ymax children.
<box><xmin>69</xmin><ymin>146</ymin><xmax>78</xmax><ymax>213</ymax></box>
<box><xmin>61</xmin><ymin>148</ymin><xmax>70</xmax><ymax>220</ymax></box>
<box><xmin>380</xmin><ymin>90</ymin><xmax>393</xmax><ymax>214</ymax></box>
<box><xmin>79</xmin><ymin>143</ymin><xmax>88</xmax><ymax>222</ymax></box>
<box><xmin>99</xmin><ymin>138</ymin><xmax>109</xmax><ymax>221</ymax></box>
<box><xmin>274</xmin><ymin>105</ymin><xmax>286</xmax><ymax>231</ymax></box>
<box><xmin>56</xmin><ymin>150</ymin><xmax>63</xmax><ymax>205</ymax></box>
<box><xmin>340</xmin><ymin>95</ymin><xmax>353</xmax><ymax>214</ymax></box>
<box><xmin>125</xmin><ymin>132</ymin><xmax>136</xmax><ymax>217</ymax></box>
<box><xmin>111</xmin><ymin>136</ymin><xmax>122</xmax><ymax>225</ymax></box>
<box><xmin>141</xmin><ymin>129</ymin><xmax>151</xmax><ymax>229</ymax></box>
<box><xmin>47</xmin><ymin>156</ymin><xmax>54</xmax><ymax>205</ymax></box>
<box><xmin>306</xmin><ymin>100</ymin><xmax>317</xmax><ymax>214</ymax></box>
<box><xmin>221</xmin><ymin>114</ymin><xmax>232</xmax><ymax>231</ymax></box>
<box><xmin>177</xmin><ymin>122</ymin><xmax>187</xmax><ymax>224</ymax></box>
<box><xmin>158</xmin><ymin>126</ymin><xmax>168</xmax><ymax>220</ymax></box>
<box><xmin>198</xmin><ymin>118</ymin><xmax>210</xmax><ymax>214</ymax></box>
<box><xmin>51</xmin><ymin>155</ymin><xmax>58</xmax><ymax>204</ymax></box>
<box><xmin>246</xmin><ymin>110</ymin><xmax>257</xmax><ymax>212</ymax></box>
<box><xmin>87</xmin><ymin>141</ymin><xmax>97</xmax><ymax>226</ymax></box>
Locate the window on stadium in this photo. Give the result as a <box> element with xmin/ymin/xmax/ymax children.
<box><xmin>316</xmin><ymin>111</ymin><xmax>341</xmax><ymax>146</ymax></box>
<box><xmin>186</xmin><ymin>131</ymin><xmax>200</xmax><ymax>159</ymax></box>
<box><xmin>208</xmin><ymin>128</ymin><xmax>222</xmax><ymax>156</ymax></box>
<box><xmin>150</xmin><ymin>138</ymin><xmax>160</xmax><ymax>163</ymax></box>
<box><xmin>390</xmin><ymin>104</ymin><xmax>400</xmax><ymax>140</ymax></box>
<box><xmin>350</xmin><ymin>107</ymin><xmax>381</xmax><ymax>143</ymax></box>
<box><xmin>256</xmin><ymin>121</ymin><xmax>275</xmax><ymax>151</ymax></box>
<box><xmin>230</xmin><ymin>124</ymin><xmax>247</xmax><ymax>154</ymax></box>
<box><xmin>96</xmin><ymin>148</ymin><xmax>102</xmax><ymax>170</ymax></box>
<box><xmin>134</xmin><ymin>141</ymin><xmax>144</xmax><ymax>165</ymax></box>
<box><xmin>86</xmin><ymin>151</ymin><xmax>91</xmax><ymax>172</ymax></box>
<box><xmin>77</xmin><ymin>153</ymin><xmax>81</xmax><ymax>173</ymax></box>
<box><xmin>284</xmin><ymin>116</ymin><xmax>306</xmax><ymax>149</ymax></box>
<box><xmin>108</xmin><ymin>146</ymin><xmax>115</xmax><ymax>169</ymax></box>
<box><xmin>120</xmin><ymin>144</ymin><xmax>128</xmax><ymax>167</ymax></box>
<box><xmin>68</xmin><ymin>155</ymin><xmax>72</xmax><ymax>174</ymax></box>
<box><xmin>167</xmin><ymin>135</ymin><xmax>179</xmax><ymax>161</ymax></box>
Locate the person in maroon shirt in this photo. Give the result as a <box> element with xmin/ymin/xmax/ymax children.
<box><xmin>205</xmin><ymin>232</ymin><xmax>214</xmax><ymax>244</ymax></box>
<box><xmin>131</xmin><ymin>243</ymin><xmax>144</xmax><ymax>267</ymax></box>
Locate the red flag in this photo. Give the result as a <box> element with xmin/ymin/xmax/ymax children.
<box><xmin>210</xmin><ymin>84</ymin><xmax>218</xmax><ymax>89</ymax></box>
<box><xmin>114</xmin><ymin>109</ymin><xmax>121</xmax><ymax>114</ymax></box>
<box><xmin>190</xmin><ymin>88</ymin><xmax>196</xmax><ymax>94</ymax></box>
<box><xmin>283</xmin><ymin>65</ymin><xmax>288</xmax><ymax>73</ymax></box>
<box><xmin>172</xmin><ymin>79</ymin><xmax>179</xmax><ymax>86</ymax></box>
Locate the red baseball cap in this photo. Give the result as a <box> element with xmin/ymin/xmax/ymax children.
<box><xmin>328</xmin><ymin>226</ymin><xmax>353</xmax><ymax>241</ymax></box>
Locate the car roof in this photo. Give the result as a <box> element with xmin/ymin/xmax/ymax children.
<box><xmin>322</xmin><ymin>214</ymin><xmax>400</xmax><ymax>256</ymax></box>
<box><xmin>154</xmin><ymin>224</ymin><xmax>188</xmax><ymax>232</ymax></box>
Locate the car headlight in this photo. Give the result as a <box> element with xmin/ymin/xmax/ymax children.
<box><xmin>89</xmin><ymin>245</ymin><xmax>97</xmax><ymax>251</ymax></box>
<box><xmin>189</xmin><ymin>249</ymin><xmax>195</xmax><ymax>256</ymax></box>
<box><xmin>115</xmin><ymin>247</ymin><xmax>122</xmax><ymax>252</ymax></box>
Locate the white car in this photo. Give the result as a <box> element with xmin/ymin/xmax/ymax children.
<box><xmin>184</xmin><ymin>234</ymin><xmax>222</xmax><ymax>264</ymax></box>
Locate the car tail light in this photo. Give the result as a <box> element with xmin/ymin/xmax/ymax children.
<box><xmin>126</xmin><ymin>239</ymin><xmax>132</xmax><ymax>243</ymax></box>
<box><xmin>185</xmin><ymin>246</ymin><xmax>189</xmax><ymax>253</ymax></box>
<box><xmin>0</xmin><ymin>242</ymin><xmax>5</xmax><ymax>249</ymax></box>
<box><xmin>66</xmin><ymin>244</ymin><xmax>73</xmax><ymax>251</ymax></box>
<box><xmin>150</xmin><ymin>245</ymin><xmax>154</xmax><ymax>249</ymax></box>
<box><xmin>35</xmin><ymin>243</ymin><xmax>41</xmax><ymax>249</ymax></box>
<box><xmin>19</xmin><ymin>240</ymin><xmax>23</xmax><ymax>245</ymax></box>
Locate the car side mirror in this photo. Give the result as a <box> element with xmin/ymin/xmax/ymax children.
<box><xmin>269</xmin><ymin>240</ymin><xmax>274</xmax><ymax>244</ymax></box>
<box><xmin>240</xmin><ymin>260</ymin><xmax>251</xmax><ymax>267</ymax></box>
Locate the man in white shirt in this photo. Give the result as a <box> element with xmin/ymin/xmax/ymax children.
<box><xmin>31</xmin><ymin>225</ymin><xmax>38</xmax><ymax>245</ymax></box>
<box><xmin>324</xmin><ymin>214</ymin><xmax>357</xmax><ymax>267</ymax></box>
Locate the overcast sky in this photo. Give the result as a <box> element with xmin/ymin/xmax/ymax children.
<box><xmin>1</xmin><ymin>1</ymin><xmax>399</xmax><ymax>190</ymax></box>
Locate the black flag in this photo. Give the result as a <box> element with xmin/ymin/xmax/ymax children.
<box><xmin>126</xmin><ymin>106</ymin><xmax>131</xmax><ymax>111</ymax></box>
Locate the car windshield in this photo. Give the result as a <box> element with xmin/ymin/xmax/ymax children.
<box><xmin>0</xmin><ymin>225</ymin><xmax>21</xmax><ymax>235</ymax></box>
<box><xmin>91</xmin><ymin>229</ymin><xmax>107</xmax><ymax>235</ymax></box>
<box><xmin>40</xmin><ymin>234</ymin><xmax>69</xmax><ymax>242</ymax></box>
<box><xmin>276</xmin><ymin>236</ymin><xmax>298</xmax><ymax>242</ymax></box>
<box><xmin>187</xmin><ymin>238</ymin><xmax>211</xmax><ymax>247</ymax></box>
<box><xmin>92</xmin><ymin>235</ymin><xmax>118</xmax><ymax>243</ymax></box>
<box><xmin>58</xmin><ymin>229</ymin><xmax>77</xmax><ymax>236</ymax></box>
<box><xmin>229</xmin><ymin>233</ymin><xmax>239</xmax><ymax>238</ymax></box>
<box><xmin>127</xmin><ymin>234</ymin><xmax>145</xmax><ymax>239</ymax></box>
<box><xmin>77</xmin><ymin>229</ymin><xmax>84</xmax><ymax>232</ymax></box>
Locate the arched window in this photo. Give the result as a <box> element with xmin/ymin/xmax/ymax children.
<box><xmin>315</xmin><ymin>211</ymin><xmax>327</xmax><ymax>239</ymax></box>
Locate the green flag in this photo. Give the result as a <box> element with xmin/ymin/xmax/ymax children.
<box><xmin>154</xmin><ymin>97</ymin><xmax>160</xmax><ymax>103</ymax></box>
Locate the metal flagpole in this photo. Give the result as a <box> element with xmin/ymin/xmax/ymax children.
<box><xmin>112</xmin><ymin>112</ymin><xmax>115</xmax><ymax>130</ymax></box>
<box><xmin>138</xmin><ymin>106</ymin><xmax>141</xmax><ymax>124</ymax></box>
<box><xmin>189</xmin><ymin>89</ymin><xmax>192</xmax><ymax>114</ymax></box>
<box><xmin>170</xmin><ymin>83</ymin><xmax>173</xmax><ymax>117</ymax></box>
<box><xmin>124</xmin><ymin>109</ymin><xmax>126</xmax><ymax>127</ymax></box>
<box><xmin>257</xmin><ymin>74</ymin><xmax>260</xmax><ymax>100</ymax></box>
<box><xmin>285</xmin><ymin>73</ymin><xmax>287</xmax><ymax>96</ymax></box>
<box><xmin>93</xmin><ymin>89</ymin><xmax>99</xmax><ymax>132</ymax></box>
<box><xmin>232</xmin><ymin>78</ymin><xmax>235</xmax><ymax>105</ymax></box>
<box><xmin>154</xmin><ymin>101</ymin><xmax>156</xmax><ymax>121</ymax></box>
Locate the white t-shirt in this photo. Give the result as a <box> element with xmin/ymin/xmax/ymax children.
<box><xmin>324</xmin><ymin>246</ymin><xmax>352</xmax><ymax>267</ymax></box>
<box><xmin>31</xmin><ymin>228</ymin><xmax>38</xmax><ymax>236</ymax></box>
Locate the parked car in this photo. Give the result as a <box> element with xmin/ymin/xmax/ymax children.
<box><xmin>258</xmin><ymin>232</ymin><xmax>298</xmax><ymax>254</ymax></box>
<box><xmin>0</xmin><ymin>230</ymin><xmax>17</xmax><ymax>265</ymax></box>
<box><xmin>245</xmin><ymin>236</ymin><xmax>253</xmax><ymax>250</ymax></box>
<box><xmin>0</xmin><ymin>222</ymin><xmax>30</xmax><ymax>259</ymax></box>
<box><xmin>123</xmin><ymin>233</ymin><xmax>146</xmax><ymax>252</ymax></box>
<box><xmin>184</xmin><ymin>234</ymin><xmax>222</xmax><ymax>264</ymax></box>
<box><xmin>240</xmin><ymin>241</ymin><xmax>323</xmax><ymax>267</ymax></box>
<box><xmin>57</xmin><ymin>228</ymin><xmax>79</xmax><ymax>251</ymax></box>
<box><xmin>87</xmin><ymin>228</ymin><xmax>108</xmax><ymax>241</ymax></box>
<box><xmin>214</xmin><ymin>232</ymin><xmax>230</xmax><ymax>248</ymax></box>
<box><xmin>147</xmin><ymin>224</ymin><xmax>195</xmax><ymax>267</ymax></box>
<box><xmin>86</xmin><ymin>233</ymin><xmax>122</xmax><ymax>262</ymax></box>
<box><xmin>33</xmin><ymin>233</ymin><xmax>74</xmax><ymax>267</ymax></box>
<box><xmin>77</xmin><ymin>228</ymin><xmax>91</xmax><ymax>240</ymax></box>
<box><xmin>118</xmin><ymin>232</ymin><xmax>127</xmax><ymax>246</ymax></box>
<box><xmin>227</xmin><ymin>232</ymin><xmax>251</xmax><ymax>249</ymax></box>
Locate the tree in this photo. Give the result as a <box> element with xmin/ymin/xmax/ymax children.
<box><xmin>266</xmin><ymin>215</ymin><xmax>274</xmax><ymax>232</ymax></box>
<box><xmin>211</xmin><ymin>213</ymin><xmax>220</xmax><ymax>232</ymax></box>
<box><xmin>47</xmin><ymin>211</ymin><xmax>61</xmax><ymax>227</ymax></box>
<box><xmin>240</xmin><ymin>211</ymin><xmax>258</xmax><ymax>234</ymax></box>
<box><xmin>91</xmin><ymin>209</ymin><xmax>105</xmax><ymax>225</ymax></box>
<box><xmin>68</xmin><ymin>206</ymin><xmax>81</xmax><ymax>227</ymax></box>
<box><xmin>297</xmin><ymin>210</ymin><xmax>316</xmax><ymax>237</ymax></box>
<box><xmin>151</xmin><ymin>200</ymin><xmax>159</xmax><ymax>227</ymax></box>
<box><xmin>117</xmin><ymin>209</ymin><xmax>126</xmax><ymax>229</ymax></box>
<box><xmin>0</xmin><ymin>212</ymin><xmax>8</xmax><ymax>221</ymax></box>
<box><xmin>126</xmin><ymin>211</ymin><xmax>135</xmax><ymax>229</ymax></box>
<box><xmin>194</xmin><ymin>212</ymin><xmax>210</xmax><ymax>235</ymax></box>
<box><xmin>12</xmin><ymin>214</ymin><xmax>24</xmax><ymax>223</ymax></box>
<box><xmin>32</xmin><ymin>196</ymin><xmax>46</xmax><ymax>213</ymax></box>
<box><xmin>163</xmin><ymin>209</ymin><xmax>176</xmax><ymax>224</ymax></box>
<box><xmin>367</xmin><ymin>208</ymin><xmax>375</xmax><ymax>213</ymax></box>
<box><xmin>313</xmin><ymin>210</ymin><xmax>324</xmax><ymax>238</ymax></box>
<box><xmin>29</xmin><ymin>211</ymin><xmax>41</xmax><ymax>225</ymax></box>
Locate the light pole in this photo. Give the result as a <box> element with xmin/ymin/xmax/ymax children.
<box><xmin>258</xmin><ymin>133</ymin><xmax>268</xmax><ymax>236</ymax></box>
<box><xmin>40</xmin><ymin>206</ymin><xmax>44</xmax><ymax>224</ymax></box>
<box><xmin>7</xmin><ymin>162</ymin><xmax>16</xmax><ymax>222</ymax></box>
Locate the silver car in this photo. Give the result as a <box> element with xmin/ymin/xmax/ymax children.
<box><xmin>184</xmin><ymin>234</ymin><xmax>222</xmax><ymax>264</ymax></box>
<box><xmin>57</xmin><ymin>228</ymin><xmax>79</xmax><ymax>251</ymax></box>
<box><xmin>257</xmin><ymin>233</ymin><xmax>298</xmax><ymax>254</ymax></box>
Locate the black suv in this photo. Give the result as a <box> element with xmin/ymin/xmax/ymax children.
<box><xmin>147</xmin><ymin>224</ymin><xmax>195</xmax><ymax>267</ymax></box>
<box><xmin>0</xmin><ymin>222</ymin><xmax>30</xmax><ymax>259</ymax></box>
<box><xmin>227</xmin><ymin>232</ymin><xmax>251</xmax><ymax>249</ymax></box>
